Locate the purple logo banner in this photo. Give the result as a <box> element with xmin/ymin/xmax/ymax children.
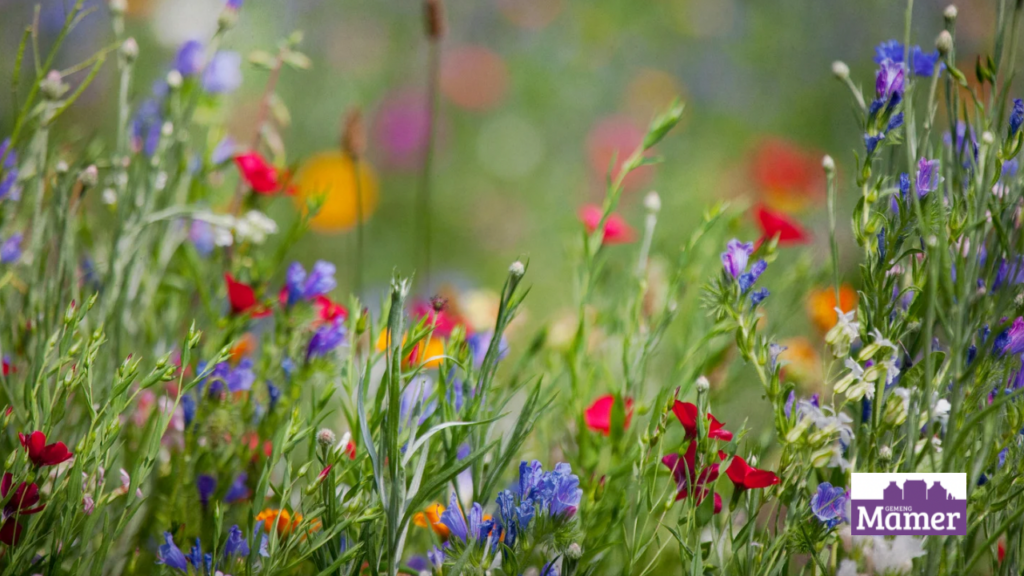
<box><xmin>850</xmin><ymin>473</ymin><xmax>966</xmax><ymax>536</ymax></box>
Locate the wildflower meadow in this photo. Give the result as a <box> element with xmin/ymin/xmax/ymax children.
<box><xmin>1</xmin><ymin>0</ymin><xmax>1024</xmax><ymax>574</ymax></box>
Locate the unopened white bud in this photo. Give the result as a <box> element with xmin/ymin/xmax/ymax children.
<box><xmin>644</xmin><ymin>191</ymin><xmax>661</xmax><ymax>213</ymax></box>
<box><xmin>944</xmin><ymin>5</ymin><xmax>957</xmax><ymax>21</ymax></box>
<box><xmin>317</xmin><ymin>428</ymin><xmax>336</xmax><ymax>447</ymax></box>
<box><xmin>80</xmin><ymin>165</ymin><xmax>99</xmax><ymax>187</ymax></box>
<box><xmin>831</xmin><ymin>61</ymin><xmax>850</xmax><ymax>80</ymax></box>
<box><xmin>161</xmin><ymin>122</ymin><xmax>173</xmax><ymax>138</ymax></box>
<box><xmin>879</xmin><ymin>445</ymin><xmax>893</xmax><ymax>461</ymax></box>
<box><xmin>166</xmin><ymin>70</ymin><xmax>183</xmax><ymax>90</ymax></box>
<box><xmin>982</xmin><ymin>131</ymin><xmax>995</xmax><ymax>145</ymax></box>
<box><xmin>55</xmin><ymin>160</ymin><xmax>69</xmax><ymax>174</ymax></box>
<box><xmin>40</xmin><ymin>70</ymin><xmax>67</xmax><ymax>100</ymax></box>
<box><xmin>822</xmin><ymin>154</ymin><xmax>835</xmax><ymax>172</ymax></box>
<box><xmin>121</xmin><ymin>38</ymin><xmax>139</xmax><ymax>62</ymax></box>
<box><xmin>936</xmin><ymin>31</ymin><xmax>953</xmax><ymax>56</ymax></box>
<box><xmin>509</xmin><ymin>260</ymin><xmax>525</xmax><ymax>278</ymax></box>
<box><xmin>695</xmin><ymin>375</ymin><xmax>710</xmax><ymax>394</ymax></box>
<box><xmin>109</xmin><ymin>0</ymin><xmax>127</xmax><ymax>14</ymax></box>
<box><xmin>566</xmin><ymin>542</ymin><xmax>583</xmax><ymax>559</ymax></box>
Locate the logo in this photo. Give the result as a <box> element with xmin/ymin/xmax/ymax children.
<box><xmin>851</xmin><ymin>473</ymin><xmax>966</xmax><ymax>535</ymax></box>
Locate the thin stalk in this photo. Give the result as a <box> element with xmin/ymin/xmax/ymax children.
<box><xmin>417</xmin><ymin>39</ymin><xmax>442</xmax><ymax>288</ymax></box>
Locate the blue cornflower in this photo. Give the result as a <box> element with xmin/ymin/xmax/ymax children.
<box><xmin>1012</xmin><ymin>99</ymin><xmax>1024</xmax><ymax>137</ymax></box>
<box><xmin>306</xmin><ymin>320</ymin><xmax>347</xmax><ymax>360</ymax></box>
<box><xmin>196</xmin><ymin>474</ymin><xmax>217</xmax><ymax>507</ymax></box>
<box><xmin>224</xmin><ymin>524</ymin><xmax>250</xmax><ymax>557</ymax></box>
<box><xmin>873</xmin><ymin>40</ymin><xmax>903</xmax><ymax>63</ymax></box>
<box><xmin>810</xmin><ymin>482</ymin><xmax>849</xmax><ymax>529</ymax></box>
<box><xmin>175</xmin><ymin>40</ymin><xmax>205</xmax><ymax>76</ymax></box>
<box><xmin>225</xmin><ymin>473</ymin><xmax>249</xmax><ymax>503</ymax></box>
<box><xmin>157</xmin><ymin>532</ymin><xmax>189</xmax><ymax>571</ymax></box>
<box><xmin>909</xmin><ymin>46</ymin><xmax>941</xmax><ymax>76</ymax></box>
<box><xmin>202</xmin><ymin>52</ymin><xmax>243</xmax><ymax>94</ymax></box>
<box><xmin>1</xmin><ymin>233</ymin><xmax>23</xmax><ymax>264</ymax></box>
<box><xmin>189</xmin><ymin>220</ymin><xmax>215</xmax><ymax>257</ymax></box>
<box><xmin>285</xmin><ymin>260</ymin><xmax>337</xmax><ymax>305</ymax></box>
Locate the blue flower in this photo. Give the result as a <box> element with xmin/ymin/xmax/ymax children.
<box><xmin>548</xmin><ymin>463</ymin><xmax>583</xmax><ymax>517</ymax></box>
<box><xmin>196</xmin><ymin>474</ymin><xmax>217</xmax><ymax>507</ymax></box>
<box><xmin>439</xmin><ymin>492</ymin><xmax>469</xmax><ymax>541</ymax></box>
<box><xmin>427</xmin><ymin>546</ymin><xmax>445</xmax><ymax>568</ymax></box>
<box><xmin>873</xmin><ymin>40</ymin><xmax>904</xmax><ymax>63</ymax></box>
<box><xmin>175</xmin><ymin>40</ymin><xmax>205</xmax><ymax>76</ymax></box>
<box><xmin>227</xmin><ymin>358</ymin><xmax>255</xmax><ymax>392</ymax></box>
<box><xmin>875</xmin><ymin>59</ymin><xmax>904</xmax><ymax>100</ymax></box>
<box><xmin>181</xmin><ymin>394</ymin><xmax>196</xmax><ymax>427</ymax></box>
<box><xmin>157</xmin><ymin>532</ymin><xmax>189</xmax><ymax>571</ymax></box>
<box><xmin>738</xmin><ymin>260</ymin><xmax>767</xmax><ymax>293</ymax></box>
<box><xmin>1012</xmin><ymin>99</ymin><xmax>1024</xmax><ymax>137</ymax></box>
<box><xmin>811</xmin><ymin>482</ymin><xmax>849</xmax><ymax>529</ymax></box>
<box><xmin>865</xmin><ymin>133</ymin><xmax>885</xmax><ymax>155</ymax></box>
<box><xmin>496</xmin><ymin>490</ymin><xmax>519</xmax><ymax>547</ymax></box>
<box><xmin>189</xmin><ymin>220</ymin><xmax>215</xmax><ymax>257</ymax></box>
<box><xmin>886</xmin><ymin>111</ymin><xmax>904</xmax><ymax>132</ymax></box>
<box><xmin>282</xmin><ymin>357</ymin><xmax>296</xmax><ymax>379</ymax></box>
<box><xmin>1</xmin><ymin>233</ymin><xmax>23</xmax><ymax>264</ymax></box>
<box><xmin>769</xmin><ymin>342</ymin><xmax>787</xmax><ymax>373</ymax></box>
<box><xmin>224</xmin><ymin>524</ymin><xmax>250</xmax><ymax>557</ymax></box>
<box><xmin>0</xmin><ymin>138</ymin><xmax>19</xmax><ymax>202</ymax></box>
<box><xmin>306</xmin><ymin>320</ymin><xmax>347</xmax><ymax>360</ymax></box>
<box><xmin>224</xmin><ymin>473</ymin><xmax>249</xmax><ymax>503</ymax></box>
<box><xmin>467</xmin><ymin>331</ymin><xmax>509</xmax><ymax>368</ymax></box>
<box><xmin>400</xmin><ymin>376</ymin><xmax>437</xmax><ymax>427</ymax></box>
<box><xmin>202</xmin><ymin>52</ymin><xmax>243</xmax><ymax>94</ymax></box>
<box><xmin>185</xmin><ymin>538</ymin><xmax>211</xmax><ymax>574</ymax></box>
<box><xmin>267</xmin><ymin>381</ymin><xmax>281</xmax><ymax>412</ymax></box>
<box><xmin>541</xmin><ymin>561</ymin><xmax>560</xmax><ymax>576</ymax></box>
<box><xmin>916</xmin><ymin>158</ymin><xmax>942</xmax><ymax>196</ymax></box>
<box><xmin>226</xmin><ymin>0</ymin><xmax>244</xmax><ymax>9</ymax></box>
<box><xmin>212</xmin><ymin>136</ymin><xmax>236</xmax><ymax>165</ymax></box>
<box><xmin>721</xmin><ymin>239</ymin><xmax>753</xmax><ymax>278</ymax></box>
<box><xmin>1002</xmin><ymin>317</ymin><xmax>1024</xmax><ymax>356</ymax></box>
<box><xmin>285</xmin><ymin>261</ymin><xmax>337</xmax><ymax>304</ymax></box>
<box><xmin>0</xmin><ymin>138</ymin><xmax>15</xmax><ymax>171</ymax></box>
<box><xmin>908</xmin><ymin>46</ymin><xmax>941</xmax><ymax>77</ymax></box>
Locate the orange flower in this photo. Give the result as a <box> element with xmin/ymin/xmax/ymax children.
<box><xmin>292</xmin><ymin>151</ymin><xmax>378</xmax><ymax>233</ymax></box>
<box><xmin>777</xmin><ymin>337</ymin><xmax>822</xmax><ymax>384</ymax></box>
<box><xmin>807</xmin><ymin>285</ymin><xmax>858</xmax><ymax>333</ymax></box>
<box><xmin>412</xmin><ymin>502</ymin><xmax>450</xmax><ymax>539</ymax></box>
<box><xmin>257</xmin><ymin>509</ymin><xmax>302</xmax><ymax>536</ymax></box>
<box><xmin>375</xmin><ymin>331</ymin><xmax>445</xmax><ymax>369</ymax></box>
<box><xmin>229</xmin><ymin>332</ymin><xmax>257</xmax><ymax>364</ymax></box>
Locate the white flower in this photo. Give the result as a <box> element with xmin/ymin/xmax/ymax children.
<box><xmin>102</xmin><ymin>188</ymin><xmax>117</xmax><ymax>205</ymax></box>
<box><xmin>235</xmin><ymin>210</ymin><xmax>278</xmax><ymax>244</ymax></box>
<box><xmin>871</xmin><ymin>329</ymin><xmax>897</xmax><ymax>352</ymax></box>
<box><xmin>836</xmin><ymin>559</ymin><xmax>859</xmax><ymax>576</ymax></box>
<box><xmin>868</xmin><ymin>536</ymin><xmax>925</xmax><ymax>574</ymax></box>
<box><xmin>931</xmin><ymin>398</ymin><xmax>951</xmax><ymax>427</ymax></box>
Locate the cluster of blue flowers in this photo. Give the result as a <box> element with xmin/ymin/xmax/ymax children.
<box><xmin>721</xmin><ymin>239</ymin><xmax>768</xmax><ymax>306</ymax></box>
<box><xmin>0</xmin><ymin>139</ymin><xmax>22</xmax><ymax>265</ymax></box>
<box><xmin>863</xmin><ymin>40</ymin><xmax>940</xmax><ymax>154</ymax></box>
<box><xmin>158</xmin><ymin>524</ymin><xmax>267</xmax><ymax>573</ymax></box>
<box><xmin>285</xmin><ymin>260</ymin><xmax>337</xmax><ymax>305</ymax></box>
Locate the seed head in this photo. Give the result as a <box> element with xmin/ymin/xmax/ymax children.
<box><xmin>317</xmin><ymin>428</ymin><xmax>336</xmax><ymax>447</ymax></box>
<box><xmin>424</xmin><ymin>0</ymin><xmax>446</xmax><ymax>40</ymax></box>
<box><xmin>341</xmin><ymin>108</ymin><xmax>366</xmax><ymax>159</ymax></box>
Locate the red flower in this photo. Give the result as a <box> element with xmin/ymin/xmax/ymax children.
<box><xmin>2</xmin><ymin>358</ymin><xmax>13</xmax><ymax>376</ymax></box>
<box><xmin>749</xmin><ymin>138</ymin><xmax>824</xmax><ymax>208</ymax></box>
<box><xmin>583</xmin><ymin>394</ymin><xmax>634</xmax><ymax>435</ymax></box>
<box><xmin>410</xmin><ymin>301</ymin><xmax>464</xmax><ymax>338</ymax></box>
<box><xmin>225</xmin><ymin>274</ymin><xmax>271</xmax><ymax>318</ymax></box>
<box><xmin>724</xmin><ymin>455</ymin><xmax>780</xmax><ymax>490</ymax></box>
<box><xmin>579</xmin><ymin>205</ymin><xmax>635</xmax><ymax>245</ymax></box>
<box><xmin>755</xmin><ymin>205</ymin><xmax>810</xmax><ymax>245</ymax></box>
<box><xmin>234</xmin><ymin>152</ymin><xmax>280</xmax><ymax>194</ymax></box>
<box><xmin>1</xmin><ymin>471</ymin><xmax>45</xmax><ymax>543</ymax></box>
<box><xmin>317</xmin><ymin>465</ymin><xmax>333</xmax><ymax>482</ymax></box>
<box><xmin>661</xmin><ymin>442</ymin><xmax>722</xmax><ymax>513</ymax></box>
<box><xmin>18</xmin><ymin>431</ymin><xmax>73</xmax><ymax>467</ymax></box>
<box><xmin>316</xmin><ymin>296</ymin><xmax>348</xmax><ymax>324</ymax></box>
<box><xmin>346</xmin><ymin>439</ymin><xmax>356</xmax><ymax>460</ymax></box>
<box><xmin>671</xmin><ymin>401</ymin><xmax>733</xmax><ymax>441</ymax></box>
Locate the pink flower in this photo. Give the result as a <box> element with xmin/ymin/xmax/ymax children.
<box><xmin>583</xmin><ymin>394</ymin><xmax>634</xmax><ymax>435</ymax></box>
<box><xmin>579</xmin><ymin>204</ymin><xmax>635</xmax><ymax>245</ymax></box>
<box><xmin>234</xmin><ymin>152</ymin><xmax>280</xmax><ymax>194</ymax></box>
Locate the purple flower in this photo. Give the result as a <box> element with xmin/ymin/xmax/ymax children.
<box><xmin>181</xmin><ymin>394</ymin><xmax>196</xmax><ymax>427</ymax></box>
<box><xmin>547</xmin><ymin>463</ymin><xmax>582</xmax><ymax>517</ymax></box>
<box><xmin>1012</xmin><ymin>99</ymin><xmax>1024</xmax><ymax>137</ymax></box>
<box><xmin>286</xmin><ymin>260</ymin><xmax>337</xmax><ymax>304</ymax></box>
<box><xmin>212</xmin><ymin>137</ymin><xmax>236</xmax><ymax>165</ymax></box>
<box><xmin>1</xmin><ymin>233</ymin><xmax>23</xmax><ymax>264</ymax></box>
<box><xmin>0</xmin><ymin>138</ymin><xmax>15</xmax><ymax>171</ymax></box>
<box><xmin>769</xmin><ymin>342</ymin><xmax>787</xmax><ymax>372</ymax></box>
<box><xmin>189</xmin><ymin>220</ymin><xmax>215</xmax><ymax>257</ymax></box>
<box><xmin>224</xmin><ymin>473</ymin><xmax>249</xmax><ymax>503</ymax></box>
<box><xmin>196</xmin><ymin>474</ymin><xmax>217</xmax><ymax>507</ymax></box>
<box><xmin>440</xmin><ymin>492</ymin><xmax>469</xmax><ymax>541</ymax></box>
<box><xmin>202</xmin><ymin>52</ymin><xmax>242</xmax><ymax>94</ymax></box>
<box><xmin>916</xmin><ymin>158</ymin><xmax>942</xmax><ymax>196</ymax></box>
<box><xmin>873</xmin><ymin>40</ymin><xmax>903</xmax><ymax>63</ymax></box>
<box><xmin>226</xmin><ymin>0</ymin><xmax>243</xmax><ymax>9</ymax></box>
<box><xmin>0</xmin><ymin>139</ymin><xmax>18</xmax><ymax>202</ymax></box>
<box><xmin>306</xmin><ymin>320</ymin><xmax>346</xmax><ymax>360</ymax></box>
<box><xmin>467</xmin><ymin>331</ymin><xmax>509</xmax><ymax>368</ymax></box>
<box><xmin>811</xmin><ymin>482</ymin><xmax>849</xmax><ymax>529</ymax></box>
<box><xmin>468</xmin><ymin>502</ymin><xmax>495</xmax><ymax>541</ymax></box>
<box><xmin>427</xmin><ymin>546</ymin><xmax>445</xmax><ymax>568</ymax></box>
<box><xmin>227</xmin><ymin>358</ymin><xmax>255</xmax><ymax>392</ymax></box>
<box><xmin>496</xmin><ymin>490</ymin><xmax>519</xmax><ymax>547</ymax></box>
<box><xmin>721</xmin><ymin>239</ymin><xmax>753</xmax><ymax>278</ymax></box>
<box><xmin>400</xmin><ymin>376</ymin><xmax>437</xmax><ymax>427</ymax></box>
<box><xmin>224</xmin><ymin>524</ymin><xmax>249</xmax><ymax>557</ymax></box>
<box><xmin>175</xmin><ymin>40</ymin><xmax>205</xmax><ymax>76</ymax></box>
<box><xmin>875</xmin><ymin>59</ymin><xmax>905</xmax><ymax>100</ymax></box>
<box><xmin>1003</xmin><ymin>317</ymin><xmax>1024</xmax><ymax>355</ymax></box>
<box><xmin>157</xmin><ymin>532</ymin><xmax>189</xmax><ymax>571</ymax></box>
<box><xmin>909</xmin><ymin>46</ymin><xmax>940</xmax><ymax>77</ymax></box>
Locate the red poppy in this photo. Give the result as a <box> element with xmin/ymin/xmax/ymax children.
<box><xmin>671</xmin><ymin>401</ymin><xmax>733</xmax><ymax>441</ymax></box>
<box><xmin>225</xmin><ymin>274</ymin><xmax>271</xmax><ymax>318</ymax></box>
<box><xmin>18</xmin><ymin>431</ymin><xmax>73</xmax><ymax>467</ymax></box>
<box><xmin>316</xmin><ymin>296</ymin><xmax>348</xmax><ymax>324</ymax></box>
<box><xmin>661</xmin><ymin>442</ymin><xmax>722</xmax><ymax>513</ymax></box>
<box><xmin>579</xmin><ymin>205</ymin><xmax>635</xmax><ymax>245</ymax></box>
<box><xmin>583</xmin><ymin>394</ymin><xmax>634</xmax><ymax>435</ymax></box>
<box><xmin>749</xmin><ymin>138</ymin><xmax>824</xmax><ymax>210</ymax></box>
<box><xmin>234</xmin><ymin>152</ymin><xmax>280</xmax><ymax>194</ymax></box>
<box><xmin>724</xmin><ymin>455</ymin><xmax>780</xmax><ymax>490</ymax></box>
<box><xmin>755</xmin><ymin>205</ymin><xmax>810</xmax><ymax>245</ymax></box>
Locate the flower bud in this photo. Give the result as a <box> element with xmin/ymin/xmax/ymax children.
<box><xmin>80</xmin><ymin>165</ymin><xmax>99</xmax><ymax>188</ymax></box>
<box><xmin>120</xmin><ymin>38</ymin><xmax>139</xmax><ymax>62</ymax></box>
<box><xmin>944</xmin><ymin>5</ymin><xmax>957</xmax><ymax>22</ymax></box>
<box><xmin>109</xmin><ymin>0</ymin><xmax>127</xmax><ymax>15</ymax></box>
<box><xmin>509</xmin><ymin>260</ymin><xmax>525</xmax><ymax>278</ymax></box>
<box><xmin>982</xmin><ymin>131</ymin><xmax>995</xmax><ymax>145</ymax></box>
<box><xmin>831</xmin><ymin>61</ymin><xmax>850</xmax><ymax>80</ymax></box>
<box><xmin>40</xmin><ymin>71</ymin><xmax>68</xmax><ymax>100</ymax></box>
<box><xmin>55</xmin><ymin>160</ymin><xmax>69</xmax><ymax>174</ymax></box>
<box><xmin>879</xmin><ymin>445</ymin><xmax>893</xmax><ymax>461</ymax></box>
<box><xmin>644</xmin><ymin>191</ymin><xmax>661</xmax><ymax>213</ymax></box>
<box><xmin>166</xmin><ymin>70</ymin><xmax>183</xmax><ymax>90</ymax></box>
<box><xmin>566</xmin><ymin>543</ymin><xmax>583</xmax><ymax>559</ymax></box>
<box><xmin>695</xmin><ymin>375</ymin><xmax>710</xmax><ymax>394</ymax></box>
<box><xmin>822</xmin><ymin>155</ymin><xmax>835</xmax><ymax>173</ymax></box>
<box><xmin>936</xmin><ymin>30</ymin><xmax>953</xmax><ymax>56</ymax></box>
<box><xmin>317</xmin><ymin>428</ymin><xmax>336</xmax><ymax>447</ymax></box>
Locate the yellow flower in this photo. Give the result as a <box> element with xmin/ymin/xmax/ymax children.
<box><xmin>807</xmin><ymin>285</ymin><xmax>858</xmax><ymax>333</ymax></box>
<box><xmin>293</xmin><ymin>151</ymin><xmax>378</xmax><ymax>233</ymax></box>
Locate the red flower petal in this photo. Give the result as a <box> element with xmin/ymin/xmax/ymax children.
<box><xmin>584</xmin><ymin>394</ymin><xmax>634</xmax><ymax>435</ymax></box>
<box><xmin>316</xmin><ymin>296</ymin><xmax>348</xmax><ymax>324</ymax></box>
<box><xmin>672</xmin><ymin>401</ymin><xmax>733</xmax><ymax>441</ymax></box>
<box><xmin>756</xmin><ymin>205</ymin><xmax>810</xmax><ymax>245</ymax></box>
<box><xmin>579</xmin><ymin>204</ymin><xmax>636</xmax><ymax>245</ymax></box>
<box><xmin>234</xmin><ymin>152</ymin><xmax>280</xmax><ymax>194</ymax></box>
<box><xmin>725</xmin><ymin>455</ymin><xmax>780</xmax><ymax>490</ymax></box>
<box><xmin>0</xmin><ymin>519</ymin><xmax>22</xmax><ymax>546</ymax></box>
<box><xmin>346</xmin><ymin>440</ymin><xmax>356</xmax><ymax>460</ymax></box>
<box><xmin>225</xmin><ymin>274</ymin><xmax>271</xmax><ymax>318</ymax></box>
<box><xmin>707</xmin><ymin>413</ymin><xmax>734</xmax><ymax>442</ymax></box>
